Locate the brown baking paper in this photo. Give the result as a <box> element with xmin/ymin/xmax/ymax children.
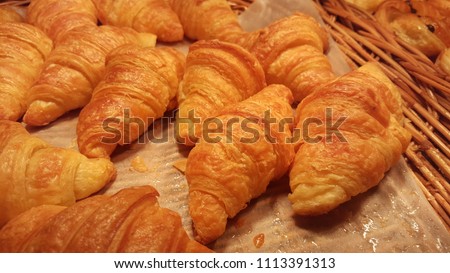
<box><xmin>28</xmin><ymin>0</ymin><xmax>449</xmax><ymax>252</ymax></box>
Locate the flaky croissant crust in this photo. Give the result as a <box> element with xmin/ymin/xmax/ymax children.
<box><xmin>0</xmin><ymin>121</ymin><xmax>116</xmax><ymax>226</ymax></box>
<box><xmin>0</xmin><ymin>186</ymin><xmax>212</xmax><ymax>253</ymax></box>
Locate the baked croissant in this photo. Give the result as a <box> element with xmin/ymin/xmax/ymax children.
<box><xmin>0</xmin><ymin>120</ymin><xmax>116</xmax><ymax>227</ymax></box>
<box><xmin>0</xmin><ymin>186</ymin><xmax>213</xmax><ymax>253</ymax></box>
<box><xmin>23</xmin><ymin>25</ymin><xmax>157</xmax><ymax>127</ymax></box>
<box><xmin>176</xmin><ymin>39</ymin><xmax>266</xmax><ymax>146</ymax></box>
<box><xmin>235</xmin><ymin>13</ymin><xmax>336</xmax><ymax>102</ymax></box>
<box><xmin>27</xmin><ymin>0</ymin><xmax>98</xmax><ymax>41</ymax></box>
<box><xmin>170</xmin><ymin>0</ymin><xmax>244</xmax><ymax>42</ymax></box>
<box><xmin>0</xmin><ymin>6</ymin><xmax>23</xmax><ymax>23</ymax></box>
<box><xmin>77</xmin><ymin>44</ymin><xmax>185</xmax><ymax>159</ymax></box>
<box><xmin>92</xmin><ymin>0</ymin><xmax>183</xmax><ymax>42</ymax></box>
<box><xmin>185</xmin><ymin>84</ymin><xmax>295</xmax><ymax>244</ymax></box>
<box><xmin>436</xmin><ymin>47</ymin><xmax>450</xmax><ymax>76</ymax></box>
<box><xmin>289</xmin><ymin>62</ymin><xmax>411</xmax><ymax>216</ymax></box>
<box><xmin>0</xmin><ymin>22</ymin><xmax>52</xmax><ymax>121</ymax></box>
<box><xmin>344</xmin><ymin>0</ymin><xmax>385</xmax><ymax>13</ymax></box>
<box><xmin>375</xmin><ymin>0</ymin><xmax>450</xmax><ymax>57</ymax></box>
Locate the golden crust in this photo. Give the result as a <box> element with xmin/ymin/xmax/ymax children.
<box><xmin>375</xmin><ymin>0</ymin><xmax>450</xmax><ymax>57</ymax></box>
<box><xmin>170</xmin><ymin>0</ymin><xmax>244</xmax><ymax>42</ymax></box>
<box><xmin>176</xmin><ymin>39</ymin><xmax>266</xmax><ymax>146</ymax></box>
<box><xmin>27</xmin><ymin>0</ymin><xmax>98</xmax><ymax>41</ymax></box>
<box><xmin>0</xmin><ymin>186</ymin><xmax>213</xmax><ymax>253</ymax></box>
<box><xmin>0</xmin><ymin>121</ymin><xmax>116</xmax><ymax>226</ymax></box>
<box><xmin>234</xmin><ymin>13</ymin><xmax>335</xmax><ymax>102</ymax></box>
<box><xmin>77</xmin><ymin>44</ymin><xmax>185</xmax><ymax>158</ymax></box>
<box><xmin>23</xmin><ymin>25</ymin><xmax>156</xmax><ymax>127</ymax></box>
<box><xmin>0</xmin><ymin>6</ymin><xmax>24</xmax><ymax>23</ymax></box>
<box><xmin>0</xmin><ymin>22</ymin><xmax>52</xmax><ymax>121</ymax></box>
<box><xmin>186</xmin><ymin>84</ymin><xmax>295</xmax><ymax>244</ymax></box>
<box><xmin>289</xmin><ymin>63</ymin><xmax>411</xmax><ymax>215</ymax></box>
<box><xmin>93</xmin><ymin>0</ymin><xmax>183</xmax><ymax>42</ymax></box>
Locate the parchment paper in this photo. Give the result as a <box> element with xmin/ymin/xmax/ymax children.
<box><xmin>28</xmin><ymin>0</ymin><xmax>449</xmax><ymax>252</ymax></box>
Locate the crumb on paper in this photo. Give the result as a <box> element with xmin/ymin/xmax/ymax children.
<box><xmin>253</xmin><ymin>233</ymin><xmax>265</xmax><ymax>249</ymax></box>
<box><xmin>130</xmin><ymin>156</ymin><xmax>149</xmax><ymax>173</ymax></box>
<box><xmin>172</xmin><ymin>159</ymin><xmax>187</xmax><ymax>174</ymax></box>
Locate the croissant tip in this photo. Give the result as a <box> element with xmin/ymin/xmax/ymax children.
<box><xmin>288</xmin><ymin>184</ymin><xmax>349</xmax><ymax>216</ymax></box>
<box><xmin>23</xmin><ymin>101</ymin><xmax>62</xmax><ymax>127</ymax></box>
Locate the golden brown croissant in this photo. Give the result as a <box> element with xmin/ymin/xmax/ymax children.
<box><xmin>0</xmin><ymin>6</ymin><xmax>23</xmax><ymax>23</ymax></box>
<box><xmin>169</xmin><ymin>0</ymin><xmax>244</xmax><ymax>42</ymax></box>
<box><xmin>23</xmin><ymin>25</ymin><xmax>156</xmax><ymax>127</ymax></box>
<box><xmin>0</xmin><ymin>120</ymin><xmax>116</xmax><ymax>227</ymax></box>
<box><xmin>176</xmin><ymin>39</ymin><xmax>266</xmax><ymax>146</ymax></box>
<box><xmin>77</xmin><ymin>44</ymin><xmax>185</xmax><ymax>159</ymax></box>
<box><xmin>27</xmin><ymin>0</ymin><xmax>98</xmax><ymax>41</ymax></box>
<box><xmin>185</xmin><ymin>84</ymin><xmax>295</xmax><ymax>244</ymax></box>
<box><xmin>92</xmin><ymin>0</ymin><xmax>183</xmax><ymax>42</ymax></box>
<box><xmin>0</xmin><ymin>22</ymin><xmax>52</xmax><ymax>121</ymax></box>
<box><xmin>289</xmin><ymin>62</ymin><xmax>411</xmax><ymax>216</ymax></box>
<box><xmin>235</xmin><ymin>13</ymin><xmax>336</xmax><ymax>102</ymax></box>
<box><xmin>0</xmin><ymin>186</ymin><xmax>212</xmax><ymax>253</ymax></box>
<box><xmin>344</xmin><ymin>0</ymin><xmax>385</xmax><ymax>13</ymax></box>
<box><xmin>437</xmin><ymin>47</ymin><xmax>450</xmax><ymax>76</ymax></box>
<box><xmin>375</xmin><ymin>0</ymin><xmax>450</xmax><ymax>57</ymax></box>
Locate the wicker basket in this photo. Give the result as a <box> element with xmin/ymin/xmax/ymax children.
<box><xmin>2</xmin><ymin>0</ymin><xmax>449</xmax><ymax>231</ymax></box>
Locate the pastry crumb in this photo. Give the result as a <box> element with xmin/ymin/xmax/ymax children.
<box><xmin>130</xmin><ymin>156</ymin><xmax>148</xmax><ymax>173</ymax></box>
<box><xmin>172</xmin><ymin>159</ymin><xmax>187</xmax><ymax>174</ymax></box>
<box><xmin>253</xmin><ymin>233</ymin><xmax>265</xmax><ymax>248</ymax></box>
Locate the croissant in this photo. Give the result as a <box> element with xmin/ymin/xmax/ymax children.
<box><xmin>92</xmin><ymin>0</ymin><xmax>183</xmax><ymax>42</ymax></box>
<box><xmin>289</xmin><ymin>62</ymin><xmax>411</xmax><ymax>216</ymax></box>
<box><xmin>0</xmin><ymin>23</ymin><xmax>52</xmax><ymax>121</ymax></box>
<box><xmin>169</xmin><ymin>0</ymin><xmax>244</xmax><ymax>42</ymax></box>
<box><xmin>185</xmin><ymin>84</ymin><xmax>295</xmax><ymax>244</ymax></box>
<box><xmin>375</xmin><ymin>0</ymin><xmax>450</xmax><ymax>57</ymax></box>
<box><xmin>27</xmin><ymin>0</ymin><xmax>98</xmax><ymax>41</ymax></box>
<box><xmin>23</xmin><ymin>25</ymin><xmax>157</xmax><ymax>127</ymax></box>
<box><xmin>0</xmin><ymin>120</ymin><xmax>116</xmax><ymax>227</ymax></box>
<box><xmin>77</xmin><ymin>44</ymin><xmax>185</xmax><ymax>159</ymax></box>
<box><xmin>0</xmin><ymin>186</ymin><xmax>213</xmax><ymax>253</ymax></box>
<box><xmin>235</xmin><ymin>13</ymin><xmax>336</xmax><ymax>102</ymax></box>
<box><xmin>176</xmin><ymin>39</ymin><xmax>266</xmax><ymax>145</ymax></box>
<box><xmin>0</xmin><ymin>6</ymin><xmax>23</xmax><ymax>23</ymax></box>
<box><xmin>437</xmin><ymin>47</ymin><xmax>450</xmax><ymax>76</ymax></box>
<box><xmin>344</xmin><ymin>0</ymin><xmax>385</xmax><ymax>13</ymax></box>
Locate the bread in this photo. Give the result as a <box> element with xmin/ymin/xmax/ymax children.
<box><xmin>176</xmin><ymin>39</ymin><xmax>266</xmax><ymax>146</ymax></box>
<box><xmin>0</xmin><ymin>120</ymin><xmax>116</xmax><ymax>226</ymax></box>
<box><xmin>23</xmin><ymin>25</ymin><xmax>156</xmax><ymax>126</ymax></box>
<box><xmin>92</xmin><ymin>0</ymin><xmax>183</xmax><ymax>42</ymax></box>
<box><xmin>0</xmin><ymin>6</ymin><xmax>23</xmax><ymax>23</ymax></box>
<box><xmin>185</xmin><ymin>84</ymin><xmax>295</xmax><ymax>244</ymax></box>
<box><xmin>289</xmin><ymin>62</ymin><xmax>411</xmax><ymax>215</ymax></box>
<box><xmin>0</xmin><ymin>186</ymin><xmax>212</xmax><ymax>252</ymax></box>
<box><xmin>170</xmin><ymin>0</ymin><xmax>244</xmax><ymax>42</ymax></box>
<box><xmin>344</xmin><ymin>0</ymin><xmax>385</xmax><ymax>13</ymax></box>
<box><xmin>27</xmin><ymin>0</ymin><xmax>98</xmax><ymax>41</ymax></box>
<box><xmin>235</xmin><ymin>13</ymin><xmax>336</xmax><ymax>102</ymax></box>
<box><xmin>375</xmin><ymin>0</ymin><xmax>450</xmax><ymax>57</ymax></box>
<box><xmin>77</xmin><ymin>44</ymin><xmax>185</xmax><ymax>158</ymax></box>
<box><xmin>436</xmin><ymin>47</ymin><xmax>450</xmax><ymax>76</ymax></box>
<box><xmin>0</xmin><ymin>22</ymin><xmax>52</xmax><ymax>121</ymax></box>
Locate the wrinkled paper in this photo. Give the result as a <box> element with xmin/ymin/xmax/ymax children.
<box><xmin>28</xmin><ymin>0</ymin><xmax>449</xmax><ymax>252</ymax></box>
